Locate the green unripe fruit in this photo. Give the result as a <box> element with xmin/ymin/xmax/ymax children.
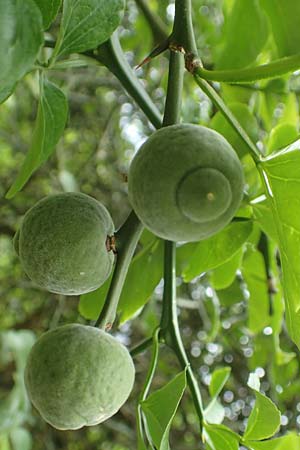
<box><xmin>25</xmin><ymin>324</ymin><xmax>135</xmax><ymax>430</ymax></box>
<box><xmin>128</xmin><ymin>124</ymin><xmax>244</xmax><ymax>242</ymax></box>
<box><xmin>15</xmin><ymin>192</ymin><xmax>115</xmax><ymax>295</ymax></box>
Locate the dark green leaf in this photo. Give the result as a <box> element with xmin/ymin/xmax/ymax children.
<box><xmin>6</xmin><ymin>78</ymin><xmax>68</xmax><ymax>198</ymax></box>
<box><xmin>253</xmin><ymin>199</ymin><xmax>279</xmax><ymax>243</ymax></box>
<box><xmin>244</xmin><ymin>376</ymin><xmax>280</xmax><ymax>440</ymax></box>
<box><xmin>210</xmin><ymin>249</ymin><xmax>243</xmax><ymax>290</ymax></box>
<box><xmin>79</xmin><ymin>239</ymin><xmax>163</xmax><ymax>322</ymax></box>
<box><xmin>0</xmin><ymin>330</ymin><xmax>35</xmax><ymax>432</ymax></box>
<box><xmin>245</xmin><ymin>433</ymin><xmax>300</xmax><ymax>450</ymax></box>
<box><xmin>78</xmin><ymin>274</ymin><xmax>112</xmax><ymax>320</ymax></box>
<box><xmin>118</xmin><ymin>239</ymin><xmax>163</xmax><ymax>322</ymax></box>
<box><xmin>259</xmin><ymin>143</ymin><xmax>300</xmax><ymax>347</ymax></box>
<box><xmin>0</xmin><ymin>0</ymin><xmax>43</xmax><ymax>103</ymax></box>
<box><xmin>242</xmin><ymin>249</ymin><xmax>270</xmax><ymax>334</ymax></box>
<box><xmin>204</xmin><ymin>367</ymin><xmax>231</xmax><ymax>424</ymax></box>
<box><xmin>209</xmin><ymin>367</ymin><xmax>231</xmax><ymax>398</ymax></box>
<box><xmin>210</xmin><ymin>102</ymin><xmax>259</xmax><ymax>158</ymax></box>
<box><xmin>33</xmin><ymin>0</ymin><xmax>62</xmax><ymax>29</ymax></box>
<box><xmin>53</xmin><ymin>0</ymin><xmax>125</xmax><ymax>58</ymax></box>
<box><xmin>267</xmin><ymin>123</ymin><xmax>299</xmax><ymax>153</ymax></box>
<box><xmin>181</xmin><ymin>222</ymin><xmax>253</xmax><ymax>282</ymax></box>
<box><xmin>216</xmin><ymin>278</ymin><xmax>244</xmax><ymax>307</ymax></box>
<box><xmin>9</xmin><ymin>428</ymin><xmax>32</xmax><ymax>450</ymax></box>
<box><xmin>215</xmin><ymin>0</ymin><xmax>268</xmax><ymax>69</ymax></box>
<box><xmin>261</xmin><ymin>0</ymin><xmax>300</xmax><ymax>56</ymax></box>
<box><xmin>204</xmin><ymin>423</ymin><xmax>240</xmax><ymax>450</ymax></box>
<box><xmin>141</xmin><ymin>370</ymin><xmax>186</xmax><ymax>450</ymax></box>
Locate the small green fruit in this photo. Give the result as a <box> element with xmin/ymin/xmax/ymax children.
<box><xmin>128</xmin><ymin>124</ymin><xmax>244</xmax><ymax>242</ymax></box>
<box><xmin>25</xmin><ymin>324</ymin><xmax>135</xmax><ymax>430</ymax></box>
<box><xmin>15</xmin><ymin>192</ymin><xmax>115</xmax><ymax>295</ymax></box>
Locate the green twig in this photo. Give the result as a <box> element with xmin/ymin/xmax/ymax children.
<box><xmin>95</xmin><ymin>211</ymin><xmax>143</xmax><ymax>330</ymax></box>
<box><xmin>163</xmin><ymin>51</ymin><xmax>184</xmax><ymax>126</ymax></box>
<box><xmin>130</xmin><ymin>336</ymin><xmax>154</xmax><ymax>357</ymax></box>
<box><xmin>160</xmin><ymin>242</ymin><xmax>204</xmax><ymax>430</ymax></box>
<box><xmin>171</xmin><ymin>0</ymin><xmax>197</xmax><ymax>58</ymax></box>
<box><xmin>158</xmin><ymin>0</ymin><xmax>204</xmax><ymax>433</ymax></box>
<box><xmin>95</xmin><ymin>32</ymin><xmax>162</xmax><ymax>129</ymax></box>
<box><xmin>193</xmin><ymin>75</ymin><xmax>261</xmax><ymax>163</ymax></box>
<box><xmin>195</xmin><ymin>52</ymin><xmax>300</xmax><ymax>83</ymax></box>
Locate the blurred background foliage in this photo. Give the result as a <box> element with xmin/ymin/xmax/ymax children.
<box><xmin>1</xmin><ymin>0</ymin><xmax>300</xmax><ymax>449</ymax></box>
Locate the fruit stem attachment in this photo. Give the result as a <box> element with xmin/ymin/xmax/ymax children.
<box><xmin>95</xmin><ymin>211</ymin><xmax>143</xmax><ymax>330</ymax></box>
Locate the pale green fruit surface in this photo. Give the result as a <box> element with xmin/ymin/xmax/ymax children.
<box><xmin>15</xmin><ymin>192</ymin><xmax>115</xmax><ymax>295</ymax></box>
<box><xmin>128</xmin><ymin>124</ymin><xmax>244</xmax><ymax>242</ymax></box>
<box><xmin>25</xmin><ymin>324</ymin><xmax>135</xmax><ymax>430</ymax></box>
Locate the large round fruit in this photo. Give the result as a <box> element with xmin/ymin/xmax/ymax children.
<box><xmin>25</xmin><ymin>324</ymin><xmax>135</xmax><ymax>430</ymax></box>
<box><xmin>14</xmin><ymin>192</ymin><xmax>115</xmax><ymax>295</ymax></box>
<box><xmin>128</xmin><ymin>124</ymin><xmax>244</xmax><ymax>242</ymax></box>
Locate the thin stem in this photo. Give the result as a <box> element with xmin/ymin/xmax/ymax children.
<box><xmin>195</xmin><ymin>52</ymin><xmax>300</xmax><ymax>83</ymax></box>
<box><xmin>194</xmin><ymin>74</ymin><xmax>261</xmax><ymax>163</ymax></box>
<box><xmin>158</xmin><ymin>0</ymin><xmax>204</xmax><ymax>432</ymax></box>
<box><xmin>134</xmin><ymin>0</ymin><xmax>169</xmax><ymax>43</ymax></box>
<box><xmin>130</xmin><ymin>336</ymin><xmax>154</xmax><ymax>357</ymax></box>
<box><xmin>94</xmin><ymin>32</ymin><xmax>162</xmax><ymax>129</ymax></box>
<box><xmin>258</xmin><ymin>232</ymin><xmax>276</xmax><ymax>316</ymax></box>
<box><xmin>161</xmin><ymin>242</ymin><xmax>204</xmax><ymax>430</ymax></box>
<box><xmin>136</xmin><ymin>327</ymin><xmax>160</xmax><ymax>449</ymax></box>
<box><xmin>95</xmin><ymin>211</ymin><xmax>143</xmax><ymax>330</ymax></box>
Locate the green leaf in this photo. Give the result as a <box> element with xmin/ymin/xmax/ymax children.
<box><xmin>243</xmin><ymin>376</ymin><xmax>281</xmax><ymax>441</ymax></box>
<box><xmin>210</xmin><ymin>102</ymin><xmax>259</xmax><ymax>158</ymax></box>
<box><xmin>0</xmin><ymin>0</ymin><xmax>43</xmax><ymax>103</ymax></box>
<box><xmin>6</xmin><ymin>78</ymin><xmax>68</xmax><ymax>198</ymax></box>
<box><xmin>33</xmin><ymin>0</ymin><xmax>62</xmax><ymax>29</ymax></box>
<box><xmin>78</xmin><ymin>274</ymin><xmax>111</xmax><ymax>321</ymax></box>
<box><xmin>209</xmin><ymin>367</ymin><xmax>231</xmax><ymax>398</ymax></box>
<box><xmin>9</xmin><ymin>428</ymin><xmax>32</xmax><ymax>450</ymax></box>
<box><xmin>245</xmin><ymin>433</ymin><xmax>300</xmax><ymax>450</ymax></box>
<box><xmin>181</xmin><ymin>221</ymin><xmax>253</xmax><ymax>282</ymax></box>
<box><xmin>0</xmin><ymin>331</ymin><xmax>35</xmax><ymax>432</ymax></box>
<box><xmin>259</xmin><ymin>142</ymin><xmax>300</xmax><ymax>347</ymax></box>
<box><xmin>267</xmin><ymin>123</ymin><xmax>299</xmax><ymax>153</ymax></box>
<box><xmin>0</xmin><ymin>435</ymin><xmax>10</xmax><ymax>450</ymax></box>
<box><xmin>79</xmin><ymin>239</ymin><xmax>164</xmax><ymax>322</ymax></box>
<box><xmin>53</xmin><ymin>0</ymin><xmax>125</xmax><ymax>58</ymax></box>
<box><xmin>204</xmin><ymin>367</ymin><xmax>231</xmax><ymax>425</ymax></box>
<box><xmin>252</xmin><ymin>199</ymin><xmax>279</xmax><ymax>243</ymax></box>
<box><xmin>242</xmin><ymin>249</ymin><xmax>270</xmax><ymax>334</ymax></box>
<box><xmin>261</xmin><ymin>0</ymin><xmax>300</xmax><ymax>57</ymax></box>
<box><xmin>216</xmin><ymin>278</ymin><xmax>244</xmax><ymax>307</ymax></box>
<box><xmin>215</xmin><ymin>0</ymin><xmax>268</xmax><ymax>69</ymax></box>
<box><xmin>118</xmin><ymin>239</ymin><xmax>163</xmax><ymax>322</ymax></box>
<box><xmin>204</xmin><ymin>423</ymin><xmax>240</xmax><ymax>450</ymax></box>
<box><xmin>210</xmin><ymin>248</ymin><xmax>243</xmax><ymax>290</ymax></box>
<box><xmin>141</xmin><ymin>370</ymin><xmax>186</xmax><ymax>450</ymax></box>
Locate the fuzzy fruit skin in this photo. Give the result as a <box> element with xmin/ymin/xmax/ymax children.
<box><xmin>25</xmin><ymin>324</ymin><xmax>135</xmax><ymax>430</ymax></box>
<box><xmin>15</xmin><ymin>192</ymin><xmax>115</xmax><ymax>295</ymax></box>
<box><xmin>128</xmin><ymin>124</ymin><xmax>244</xmax><ymax>242</ymax></box>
